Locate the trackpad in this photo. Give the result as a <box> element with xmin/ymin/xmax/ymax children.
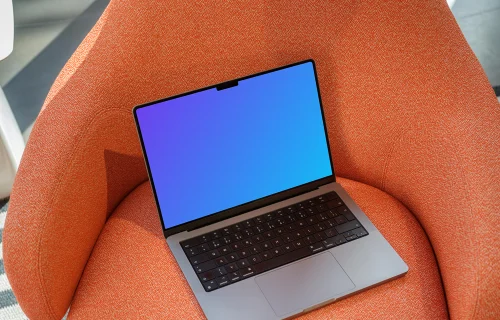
<box><xmin>255</xmin><ymin>252</ymin><xmax>355</xmax><ymax>317</ymax></box>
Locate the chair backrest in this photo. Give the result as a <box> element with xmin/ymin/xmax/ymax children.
<box><xmin>4</xmin><ymin>1</ymin><xmax>499</xmax><ymax>319</ymax></box>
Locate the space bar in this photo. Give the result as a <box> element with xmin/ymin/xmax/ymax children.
<box><xmin>253</xmin><ymin>247</ymin><xmax>312</xmax><ymax>275</ymax></box>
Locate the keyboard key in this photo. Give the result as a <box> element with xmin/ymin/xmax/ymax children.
<box><xmin>295</xmin><ymin>211</ymin><xmax>307</xmax><ymax>219</ymax></box>
<box><xmin>210</xmin><ymin>231</ymin><xmax>221</xmax><ymax>239</ymax></box>
<box><xmin>276</xmin><ymin>218</ymin><xmax>286</xmax><ymax>226</ymax></box>
<box><xmin>294</xmin><ymin>239</ymin><xmax>305</xmax><ymax>248</ymax></box>
<box><xmin>272</xmin><ymin>247</ymin><xmax>284</xmax><ymax>256</ymax></box>
<box><xmin>317</xmin><ymin>204</ymin><xmax>329</xmax><ymax>212</ymax></box>
<box><xmin>237</xmin><ymin>259</ymin><xmax>250</xmax><ymax>268</ymax></box>
<box><xmin>314</xmin><ymin>232</ymin><xmax>326</xmax><ymax>241</ymax></box>
<box><xmin>241</xmin><ymin>266</ymin><xmax>255</xmax><ymax>278</ymax></box>
<box><xmin>309</xmin><ymin>242</ymin><xmax>325</xmax><ymax>253</ymax></box>
<box><xmin>230</xmin><ymin>243</ymin><xmax>242</xmax><ymax>251</ymax></box>
<box><xmin>335</xmin><ymin>220</ymin><xmax>362</xmax><ymax>234</ymax></box>
<box><xmin>199</xmin><ymin>270</ymin><xmax>216</xmax><ymax>282</ymax></box>
<box><xmin>327</xmin><ymin>210</ymin><xmax>339</xmax><ymax>218</ymax></box>
<box><xmin>264</xmin><ymin>212</ymin><xmax>275</xmax><ymax>221</ymax></box>
<box><xmin>305</xmin><ymin>207</ymin><xmax>317</xmax><ymax>215</ymax></box>
<box><xmin>306</xmin><ymin>216</ymin><xmax>317</xmax><ymax>225</ymax></box>
<box><xmin>265</xmin><ymin>221</ymin><xmax>276</xmax><ymax>230</ymax></box>
<box><xmin>254</xmin><ymin>225</ymin><xmax>265</xmax><ymax>234</ymax></box>
<box><xmin>199</xmin><ymin>243</ymin><xmax>210</xmax><ymax>253</ymax></box>
<box><xmin>263</xmin><ymin>231</ymin><xmax>275</xmax><ymax>239</ymax></box>
<box><xmin>214</xmin><ymin>266</ymin><xmax>227</xmax><ymax>276</ymax></box>
<box><xmin>343</xmin><ymin>230</ymin><xmax>357</xmax><ymax>238</ymax></box>
<box><xmin>352</xmin><ymin>227</ymin><xmax>368</xmax><ymax>238</ymax></box>
<box><xmin>216</xmin><ymin>257</ymin><xmax>228</xmax><ymax>266</ymax></box>
<box><xmin>242</xmin><ymin>229</ymin><xmax>254</xmax><ymax>238</ymax></box>
<box><xmin>249</xmin><ymin>255</ymin><xmax>262</xmax><ymax>264</ymax></box>
<box><xmin>222</xmin><ymin>227</ymin><xmax>231</xmax><ymax>236</ymax></box>
<box><xmin>200</xmin><ymin>234</ymin><xmax>211</xmax><ymax>243</ymax></box>
<box><xmin>340</xmin><ymin>210</ymin><xmax>356</xmax><ymax>221</ymax></box>
<box><xmin>226</xmin><ymin>253</ymin><xmax>239</xmax><ymax>262</ymax></box>
<box><xmin>243</xmin><ymin>220</ymin><xmax>254</xmax><ymax>228</ymax></box>
<box><xmin>276</xmin><ymin>209</ymin><xmax>286</xmax><ymax>217</ymax></box>
<box><xmin>250</xmin><ymin>245</ymin><xmax>262</xmax><ymax>255</ymax></box>
<box><xmin>323</xmin><ymin>238</ymin><xmax>336</xmax><ymax>248</ymax></box>
<box><xmin>297</xmin><ymin>202</ymin><xmax>307</xmax><ymax>210</ymax></box>
<box><xmin>254</xmin><ymin>216</ymin><xmax>265</xmax><ymax>224</ymax></box>
<box><xmin>332</xmin><ymin>235</ymin><xmax>347</xmax><ymax>245</ymax></box>
<box><xmin>221</xmin><ymin>236</ymin><xmax>233</xmax><ymax>245</ymax></box>
<box><xmin>233</xmin><ymin>223</ymin><xmax>243</xmax><ymax>232</ymax></box>
<box><xmin>219</xmin><ymin>246</ymin><xmax>231</xmax><ymax>255</ymax></box>
<box><xmin>208</xmin><ymin>249</ymin><xmax>220</xmax><ymax>258</ymax></box>
<box><xmin>272</xmin><ymin>238</ymin><xmax>283</xmax><ymax>247</ymax></box>
<box><xmin>325</xmin><ymin>228</ymin><xmax>338</xmax><ymax>238</ymax></box>
<box><xmin>275</xmin><ymin>228</ymin><xmax>285</xmax><ymax>235</ymax></box>
<box><xmin>195</xmin><ymin>260</ymin><xmax>217</xmax><ymax>274</ymax></box>
<box><xmin>294</xmin><ymin>229</ymin><xmax>305</xmax><ymax>238</ymax></box>
<box><xmin>181</xmin><ymin>238</ymin><xmax>200</xmax><ymax>249</ymax></box>
<box><xmin>334</xmin><ymin>216</ymin><xmax>347</xmax><ymax>225</ymax></box>
<box><xmin>226</xmin><ymin>263</ymin><xmax>239</xmax><ymax>272</ymax></box>
<box><xmin>252</xmin><ymin>235</ymin><xmax>264</xmax><ymax>243</ymax></box>
<box><xmin>318</xmin><ymin>213</ymin><xmax>329</xmax><ymax>221</ymax></box>
<box><xmin>345</xmin><ymin>234</ymin><xmax>358</xmax><ymax>241</ymax></box>
<box><xmin>233</xmin><ymin>233</ymin><xmax>243</xmax><ymax>241</ymax></box>
<box><xmin>261</xmin><ymin>241</ymin><xmax>273</xmax><ymax>250</ymax></box>
<box><xmin>229</xmin><ymin>271</ymin><xmax>241</xmax><ymax>282</ymax></box>
<box><xmin>282</xmin><ymin>234</ymin><xmax>295</xmax><ymax>243</ymax></box>
<box><xmin>304</xmin><ymin>227</ymin><xmax>315</xmax><ymax>235</ymax></box>
<box><xmin>185</xmin><ymin>247</ymin><xmax>199</xmax><ymax>257</ymax></box>
<box><xmin>210</xmin><ymin>240</ymin><xmax>221</xmax><ymax>249</ymax></box>
<box><xmin>261</xmin><ymin>251</ymin><xmax>274</xmax><ymax>260</ymax></box>
<box><xmin>325</xmin><ymin>219</ymin><xmax>337</xmax><ymax>228</ymax></box>
<box><xmin>189</xmin><ymin>253</ymin><xmax>209</xmax><ymax>265</ymax></box>
<box><xmin>304</xmin><ymin>236</ymin><xmax>316</xmax><ymax>245</ymax></box>
<box><xmin>216</xmin><ymin>275</ymin><xmax>230</xmax><ymax>287</ymax></box>
<box><xmin>315</xmin><ymin>223</ymin><xmax>326</xmax><ymax>232</ymax></box>
<box><xmin>327</xmin><ymin>199</ymin><xmax>344</xmax><ymax>208</ymax></box>
<box><xmin>325</xmin><ymin>192</ymin><xmax>339</xmax><ymax>200</ymax></box>
<box><xmin>317</xmin><ymin>195</ymin><xmax>328</xmax><ymax>203</ymax></box>
<box><xmin>242</xmin><ymin>239</ymin><xmax>253</xmax><ymax>247</ymax></box>
<box><xmin>239</xmin><ymin>249</ymin><xmax>250</xmax><ymax>258</ymax></box>
<box><xmin>286</xmin><ymin>205</ymin><xmax>297</xmax><ymax>213</ymax></box>
<box><xmin>203</xmin><ymin>280</ymin><xmax>218</xmax><ymax>292</ymax></box>
<box><xmin>282</xmin><ymin>244</ymin><xmax>294</xmax><ymax>253</ymax></box>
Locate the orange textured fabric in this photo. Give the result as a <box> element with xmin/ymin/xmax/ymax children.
<box><xmin>3</xmin><ymin>0</ymin><xmax>499</xmax><ymax>319</ymax></box>
<box><xmin>68</xmin><ymin>179</ymin><xmax>448</xmax><ymax>319</ymax></box>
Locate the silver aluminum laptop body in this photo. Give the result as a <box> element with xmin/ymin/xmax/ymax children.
<box><xmin>134</xmin><ymin>60</ymin><xmax>408</xmax><ymax>320</ymax></box>
<box><xmin>167</xmin><ymin>183</ymin><xmax>407</xmax><ymax>319</ymax></box>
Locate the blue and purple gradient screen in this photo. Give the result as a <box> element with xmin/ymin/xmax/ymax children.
<box><xmin>135</xmin><ymin>62</ymin><xmax>332</xmax><ymax>229</ymax></box>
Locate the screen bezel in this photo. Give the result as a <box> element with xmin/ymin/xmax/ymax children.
<box><xmin>133</xmin><ymin>59</ymin><xmax>336</xmax><ymax>238</ymax></box>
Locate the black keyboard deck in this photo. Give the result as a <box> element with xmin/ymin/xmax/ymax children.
<box><xmin>180</xmin><ymin>191</ymin><xmax>368</xmax><ymax>292</ymax></box>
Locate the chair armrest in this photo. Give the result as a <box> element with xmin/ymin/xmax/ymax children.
<box><xmin>3</xmin><ymin>10</ymin><xmax>147</xmax><ymax>320</ymax></box>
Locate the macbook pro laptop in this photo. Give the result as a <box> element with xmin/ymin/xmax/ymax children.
<box><xmin>133</xmin><ymin>60</ymin><xmax>408</xmax><ymax>319</ymax></box>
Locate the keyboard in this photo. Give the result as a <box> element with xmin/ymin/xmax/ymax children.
<box><xmin>180</xmin><ymin>191</ymin><xmax>368</xmax><ymax>292</ymax></box>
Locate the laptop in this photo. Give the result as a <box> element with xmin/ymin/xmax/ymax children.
<box><xmin>133</xmin><ymin>60</ymin><xmax>408</xmax><ymax>319</ymax></box>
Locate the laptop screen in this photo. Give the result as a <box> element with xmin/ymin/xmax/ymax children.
<box><xmin>135</xmin><ymin>61</ymin><xmax>333</xmax><ymax>230</ymax></box>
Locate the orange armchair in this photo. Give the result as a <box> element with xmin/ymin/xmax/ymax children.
<box><xmin>4</xmin><ymin>1</ymin><xmax>499</xmax><ymax>319</ymax></box>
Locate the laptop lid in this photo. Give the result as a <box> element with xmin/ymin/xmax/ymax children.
<box><xmin>133</xmin><ymin>60</ymin><xmax>335</xmax><ymax>237</ymax></box>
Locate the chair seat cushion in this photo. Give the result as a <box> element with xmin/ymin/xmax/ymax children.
<box><xmin>68</xmin><ymin>178</ymin><xmax>448</xmax><ymax>319</ymax></box>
